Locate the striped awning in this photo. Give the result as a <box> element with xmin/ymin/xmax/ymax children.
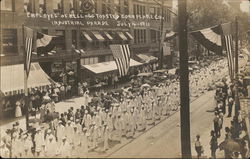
<box><xmin>104</xmin><ymin>31</ymin><xmax>113</xmax><ymax>40</ymax></box>
<box><xmin>117</xmin><ymin>32</ymin><xmax>128</xmax><ymax>41</ymax></box>
<box><xmin>0</xmin><ymin>63</ymin><xmax>54</xmax><ymax>96</ymax></box>
<box><xmin>125</xmin><ymin>32</ymin><xmax>134</xmax><ymax>40</ymax></box>
<box><xmin>82</xmin><ymin>59</ymin><xmax>142</xmax><ymax>74</ymax></box>
<box><xmin>82</xmin><ymin>31</ymin><xmax>93</xmax><ymax>42</ymax></box>
<box><xmin>91</xmin><ymin>31</ymin><xmax>105</xmax><ymax>41</ymax></box>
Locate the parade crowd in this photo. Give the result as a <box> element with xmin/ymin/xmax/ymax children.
<box><xmin>194</xmin><ymin>67</ymin><xmax>249</xmax><ymax>158</ymax></box>
<box><xmin>0</xmin><ymin>56</ymin><xmax>245</xmax><ymax>158</ymax></box>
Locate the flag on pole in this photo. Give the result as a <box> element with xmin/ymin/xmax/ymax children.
<box><xmin>221</xmin><ymin>22</ymin><xmax>235</xmax><ymax>80</ymax></box>
<box><xmin>36</xmin><ymin>32</ymin><xmax>58</xmax><ymax>56</ymax></box>
<box><xmin>109</xmin><ymin>44</ymin><xmax>131</xmax><ymax>77</ymax></box>
<box><xmin>190</xmin><ymin>25</ymin><xmax>223</xmax><ymax>54</ymax></box>
<box><xmin>24</xmin><ymin>26</ymin><xmax>34</xmax><ymax>77</ymax></box>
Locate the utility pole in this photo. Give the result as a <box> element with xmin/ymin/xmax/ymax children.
<box><xmin>234</xmin><ymin>17</ymin><xmax>240</xmax><ymax>121</ymax></box>
<box><xmin>178</xmin><ymin>0</ymin><xmax>192</xmax><ymax>158</ymax></box>
<box><xmin>159</xmin><ymin>0</ymin><xmax>164</xmax><ymax>69</ymax></box>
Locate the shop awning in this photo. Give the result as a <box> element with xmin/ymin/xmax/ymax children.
<box><xmin>0</xmin><ymin>63</ymin><xmax>54</xmax><ymax>96</ymax></box>
<box><xmin>82</xmin><ymin>31</ymin><xmax>93</xmax><ymax>42</ymax></box>
<box><xmin>91</xmin><ymin>31</ymin><xmax>105</xmax><ymax>41</ymax></box>
<box><xmin>104</xmin><ymin>31</ymin><xmax>113</xmax><ymax>40</ymax></box>
<box><xmin>165</xmin><ymin>31</ymin><xmax>177</xmax><ymax>40</ymax></box>
<box><xmin>136</xmin><ymin>54</ymin><xmax>158</xmax><ymax>63</ymax></box>
<box><xmin>117</xmin><ymin>32</ymin><xmax>128</xmax><ymax>41</ymax></box>
<box><xmin>82</xmin><ymin>59</ymin><xmax>143</xmax><ymax>74</ymax></box>
<box><xmin>125</xmin><ymin>32</ymin><xmax>134</xmax><ymax>40</ymax></box>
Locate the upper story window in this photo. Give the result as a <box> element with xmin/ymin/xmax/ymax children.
<box><xmin>102</xmin><ymin>0</ymin><xmax>112</xmax><ymax>14</ymax></box>
<box><xmin>24</xmin><ymin>0</ymin><xmax>33</xmax><ymax>13</ymax></box>
<box><xmin>124</xmin><ymin>0</ymin><xmax>129</xmax><ymax>15</ymax></box>
<box><xmin>53</xmin><ymin>0</ymin><xmax>63</xmax><ymax>15</ymax></box>
<box><xmin>1</xmin><ymin>29</ymin><xmax>17</xmax><ymax>56</ymax></box>
<box><xmin>69</xmin><ymin>0</ymin><xmax>77</xmax><ymax>14</ymax></box>
<box><xmin>149</xmin><ymin>7</ymin><xmax>156</xmax><ymax>16</ymax></box>
<box><xmin>79</xmin><ymin>0</ymin><xmax>97</xmax><ymax>14</ymax></box>
<box><xmin>55</xmin><ymin>30</ymin><xmax>66</xmax><ymax>50</ymax></box>
<box><xmin>1</xmin><ymin>0</ymin><xmax>14</xmax><ymax>11</ymax></box>
<box><xmin>39</xmin><ymin>0</ymin><xmax>47</xmax><ymax>14</ymax></box>
<box><xmin>114</xmin><ymin>0</ymin><xmax>121</xmax><ymax>14</ymax></box>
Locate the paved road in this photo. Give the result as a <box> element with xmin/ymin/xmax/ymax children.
<box><xmin>106</xmin><ymin>90</ymin><xmax>217</xmax><ymax>158</ymax></box>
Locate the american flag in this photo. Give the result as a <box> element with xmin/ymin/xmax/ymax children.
<box><xmin>110</xmin><ymin>44</ymin><xmax>131</xmax><ymax>77</ymax></box>
<box><xmin>24</xmin><ymin>26</ymin><xmax>34</xmax><ymax>77</ymax></box>
<box><xmin>221</xmin><ymin>23</ymin><xmax>235</xmax><ymax>80</ymax></box>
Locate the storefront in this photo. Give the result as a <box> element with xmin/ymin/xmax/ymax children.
<box><xmin>0</xmin><ymin>63</ymin><xmax>54</xmax><ymax>119</ymax></box>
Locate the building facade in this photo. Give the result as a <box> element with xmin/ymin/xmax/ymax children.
<box><xmin>0</xmin><ymin>0</ymin><xmax>173</xmax><ymax>81</ymax></box>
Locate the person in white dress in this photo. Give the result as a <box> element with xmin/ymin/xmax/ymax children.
<box><xmin>15</xmin><ymin>101</ymin><xmax>22</xmax><ymax>117</ymax></box>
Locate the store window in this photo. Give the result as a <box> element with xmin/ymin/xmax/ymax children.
<box><xmin>1</xmin><ymin>29</ymin><xmax>17</xmax><ymax>55</ymax></box>
<box><xmin>39</xmin><ymin>0</ymin><xmax>47</xmax><ymax>14</ymax></box>
<box><xmin>53</xmin><ymin>0</ymin><xmax>63</xmax><ymax>14</ymax></box>
<box><xmin>81</xmin><ymin>57</ymin><xmax>98</xmax><ymax>65</ymax></box>
<box><xmin>105</xmin><ymin>55</ymin><xmax>114</xmax><ymax>62</ymax></box>
<box><xmin>134</xmin><ymin>29</ymin><xmax>146</xmax><ymax>44</ymax></box>
<box><xmin>41</xmin><ymin>29</ymin><xmax>48</xmax><ymax>34</ymax></box>
<box><xmin>150</xmin><ymin>29</ymin><xmax>158</xmax><ymax>43</ymax></box>
<box><xmin>55</xmin><ymin>30</ymin><xmax>66</xmax><ymax>50</ymax></box>
<box><xmin>1</xmin><ymin>0</ymin><xmax>14</xmax><ymax>11</ymax></box>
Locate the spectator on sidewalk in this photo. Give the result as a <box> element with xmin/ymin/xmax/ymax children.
<box><xmin>195</xmin><ymin>134</ymin><xmax>203</xmax><ymax>159</ymax></box>
<box><xmin>213</xmin><ymin>112</ymin><xmax>220</xmax><ymax>138</ymax></box>
<box><xmin>227</xmin><ymin>97</ymin><xmax>234</xmax><ymax>117</ymax></box>
<box><xmin>210</xmin><ymin>130</ymin><xmax>218</xmax><ymax>159</ymax></box>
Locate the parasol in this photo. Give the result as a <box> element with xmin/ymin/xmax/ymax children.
<box><xmin>153</xmin><ymin>69</ymin><xmax>167</xmax><ymax>73</ymax></box>
<box><xmin>219</xmin><ymin>139</ymin><xmax>241</xmax><ymax>152</ymax></box>
<box><xmin>137</xmin><ymin>72</ymin><xmax>153</xmax><ymax>77</ymax></box>
<box><xmin>141</xmin><ymin>83</ymin><xmax>151</xmax><ymax>88</ymax></box>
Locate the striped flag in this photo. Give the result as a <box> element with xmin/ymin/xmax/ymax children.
<box><xmin>24</xmin><ymin>26</ymin><xmax>34</xmax><ymax>77</ymax></box>
<box><xmin>221</xmin><ymin>22</ymin><xmax>235</xmax><ymax>80</ymax></box>
<box><xmin>109</xmin><ymin>44</ymin><xmax>131</xmax><ymax>77</ymax></box>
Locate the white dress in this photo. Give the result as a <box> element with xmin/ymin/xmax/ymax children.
<box><xmin>15</xmin><ymin>105</ymin><xmax>22</xmax><ymax>117</ymax></box>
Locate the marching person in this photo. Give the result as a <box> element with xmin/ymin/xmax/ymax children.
<box><xmin>34</xmin><ymin>127</ymin><xmax>45</xmax><ymax>157</ymax></box>
<box><xmin>45</xmin><ymin>135</ymin><xmax>57</xmax><ymax>157</ymax></box>
<box><xmin>22</xmin><ymin>133</ymin><xmax>33</xmax><ymax>158</ymax></box>
<box><xmin>80</xmin><ymin>127</ymin><xmax>89</xmax><ymax>158</ymax></box>
<box><xmin>102</xmin><ymin>123</ymin><xmax>110</xmax><ymax>152</ymax></box>
<box><xmin>57</xmin><ymin>136</ymin><xmax>71</xmax><ymax>158</ymax></box>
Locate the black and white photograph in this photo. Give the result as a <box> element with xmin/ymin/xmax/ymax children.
<box><xmin>0</xmin><ymin>0</ymin><xmax>250</xmax><ymax>158</ymax></box>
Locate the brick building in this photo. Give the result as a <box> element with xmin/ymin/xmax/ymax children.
<box><xmin>0</xmin><ymin>0</ymin><xmax>173</xmax><ymax>84</ymax></box>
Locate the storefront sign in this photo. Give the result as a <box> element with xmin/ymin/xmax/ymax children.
<box><xmin>26</xmin><ymin>13</ymin><xmax>165</xmax><ymax>27</ymax></box>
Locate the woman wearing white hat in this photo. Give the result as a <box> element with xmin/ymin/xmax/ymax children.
<box><xmin>15</xmin><ymin>100</ymin><xmax>22</xmax><ymax>118</ymax></box>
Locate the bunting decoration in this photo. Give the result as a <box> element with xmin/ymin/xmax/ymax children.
<box><xmin>36</xmin><ymin>32</ymin><xmax>58</xmax><ymax>56</ymax></box>
<box><xmin>191</xmin><ymin>25</ymin><xmax>223</xmax><ymax>54</ymax></box>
